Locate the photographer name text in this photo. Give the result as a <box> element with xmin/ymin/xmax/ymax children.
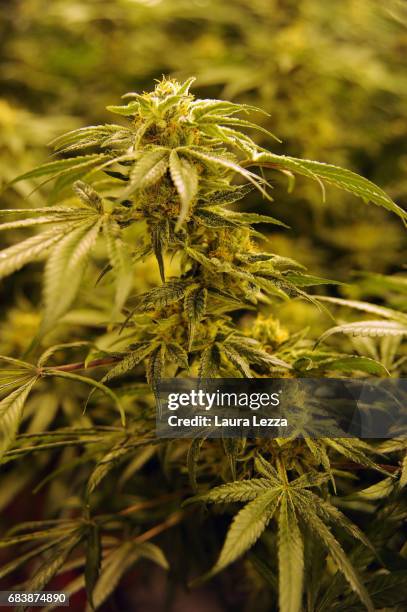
<box><xmin>167</xmin><ymin>415</ymin><xmax>287</xmax><ymax>428</ymax></box>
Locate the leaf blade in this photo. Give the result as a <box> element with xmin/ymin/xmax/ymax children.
<box><xmin>0</xmin><ymin>378</ymin><xmax>38</xmax><ymax>460</ymax></box>
<box><xmin>204</xmin><ymin>490</ymin><xmax>279</xmax><ymax>580</ymax></box>
<box><xmin>252</xmin><ymin>152</ymin><xmax>406</xmax><ymax>223</ymax></box>
<box><xmin>169</xmin><ymin>150</ymin><xmax>198</xmax><ymax>230</ymax></box>
<box><xmin>41</xmin><ymin>220</ymin><xmax>101</xmax><ymax>331</ymax></box>
<box><xmin>278</xmin><ymin>495</ymin><xmax>304</xmax><ymax>612</ymax></box>
<box><xmin>317</xmin><ymin>320</ymin><xmax>407</xmax><ymax>345</ymax></box>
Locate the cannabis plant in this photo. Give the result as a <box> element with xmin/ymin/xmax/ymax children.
<box><xmin>2</xmin><ymin>0</ymin><xmax>406</xmax><ymax>279</ymax></box>
<box><xmin>0</xmin><ymin>78</ymin><xmax>406</xmax><ymax>611</ymax></box>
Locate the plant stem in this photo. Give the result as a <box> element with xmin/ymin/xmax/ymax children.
<box><xmin>46</xmin><ymin>356</ymin><xmax>122</xmax><ymax>373</ymax></box>
<box><xmin>119</xmin><ymin>492</ymin><xmax>184</xmax><ymax>516</ymax></box>
<box><xmin>133</xmin><ymin>511</ymin><xmax>185</xmax><ymax>543</ymax></box>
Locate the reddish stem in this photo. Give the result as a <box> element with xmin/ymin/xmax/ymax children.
<box><xmin>46</xmin><ymin>356</ymin><xmax>122</xmax><ymax>373</ymax></box>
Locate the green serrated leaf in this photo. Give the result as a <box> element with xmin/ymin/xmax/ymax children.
<box><xmin>24</xmin><ymin>534</ymin><xmax>81</xmax><ymax>595</ymax></box>
<box><xmin>194</xmin><ymin>209</ymin><xmax>237</xmax><ymax>228</ymax></box>
<box><xmin>106</xmin><ymin>101</ymin><xmax>139</xmax><ymax>116</ymax></box>
<box><xmin>100</xmin><ymin>345</ymin><xmax>156</xmax><ymax>386</ymax></box>
<box><xmin>0</xmin><ymin>215</ymin><xmax>86</xmax><ymax>232</ymax></box>
<box><xmin>222</xmin><ymin>344</ymin><xmax>253</xmax><ymax>377</ymax></box>
<box><xmin>0</xmin><ymin>356</ymin><xmax>37</xmax><ymax>371</ymax></box>
<box><xmin>169</xmin><ymin>150</ymin><xmax>199</xmax><ymax>230</ymax></box>
<box><xmin>41</xmin><ymin>220</ymin><xmax>101</xmax><ymax>331</ymax></box>
<box><xmin>185</xmin><ymin>286</ymin><xmax>207</xmax><ymax>349</ymax></box>
<box><xmin>177</xmin><ymin>76</ymin><xmax>196</xmax><ymax>96</ymax></box>
<box><xmin>50</xmin><ymin>125</ymin><xmax>127</xmax><ymax>152</ymax></box>
<box><xmin>73</xmin><ymin>181</ymin><xmax>103</xmax><ymax>212</ymax></box>
<box><xmin>86</xmin><ymin>542</ymin><xmax>134</xmax><ymax>610</ymax></box>
<box><xmin>318</xmin><ymin>356</ymin><xmax>389</xmax><ymax>376</ymax></box>
<box><xmin>124</xmin><ymin>149</ymin><xmax>168</xmax><ymax>195</ymax></box>
<box><xmin>226</xmin><ymin>338</ymin><xmax>291</xmax><ymax>370</ymax></box>
<box><xmin>298</xmin><ymin>498</ymin><xmax>374</xmax><ymax>611</ymax></box>
<box><xmin>201</xmin><ymin>115</ymin><xmax>281</xmax><ymax>143</ymax></box>
<box><xmin>344</xmin><ymin>477</ymin><xmax>394</xmax><ymax>501</ymax></box>
<box><xmin>317</xmin><ymin>320</ymin><xmax>407</xmax><ymax>345</ymax></box>
<box><xmin>224</xmin><ymin>210</ymin><xmax>289</xmax><ymax>228</ymax></box>
<box><xmin>146</xmin><ymin>345</ymin><xmax>164</xmax><ymax>390</ymax></box>
<box><xmin>0</xmin><ymin>225</ymin><xmax>73</xmax><ymax>280</ymax></box>
<box><xmin>298</xmin><ymin>489</ymin><xmax>374</xmax><ymax>550</ymax></box>
<box><xmin>188</xmin><ymin>148</ymin><xmax>272</xmax><ymax>201</ymax></box>
<box><xmin>198</xmin><ymin>344</ymin><xmax>221</xmax><ymax>378</ymax></box>
<box><xmin>87</xmin><ymin>445</ymin><xmax>131</xmax><ymax>495</ymax></box>
<box><xmin>85</xmin><ymin>524</ymin><xmax>101</xmax><ymax>610</ymax></box>
<box><xmin>192</xmin><ymin>99</ymin><xmax>266</xmax><ymax>119</ymax></box>
<box><xmin>252</xmin><ymin>152</ymin><xmax>407</xmax><ymax>223</ymax></box>
<box><xmin>203</xmin><ymin>490</ymin><xmax>279</xmax><ymax>580</ymax></box>
<box><xmin>103</xmin><ymin>220</ymin><xmax>133</xmax><ymax>315</ymax></box>
<box><xmin>316</xmin><ymin>296</ymin><xmax>407</xmax><ymax>325</ymax></box>
<box><xmin>0</xmin><ymin>378</ymin><xmax>38</xmax><ymax>460</ymax></box>
<box><xmin>0</xmin><ymin>540</ymin><xmax>57</xmax><ymax>581</ymax></box>
<box><xmin>278</xmin><ymin>495</ymin><xmax>304</xmax><ymax>612</ymax></box>
<box><xmin>185</xmin><ymin>479</ymin><xmax>271</xmax><ymax>505</ymax></box>
<box><xmin>9</xmin><ymin>154</ymin><xmax>109</xmax><ymax>187</ymax></box>
<box><xmin>134</xmin><ymin>281</ymin><xmax>187</xmax><ymax>312</ymax></box>
<box><xmin>88</xmin><ymin>540</ymin><xmax>167</xmax><ymax>612</ymax></box>
<box><xmin>151</xmin><ymin>218</ymin><xmax>169</xmax><ymax>282</ymax></box>
<box><xmin>166</xmin><ymin>342</ymin><xmax>189</xmax><ymax>370</ymax></box>
<box><xmin>137</xmin><ymin>542</ymin><xmax>169</xmax><ymax>569</ymax></box>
